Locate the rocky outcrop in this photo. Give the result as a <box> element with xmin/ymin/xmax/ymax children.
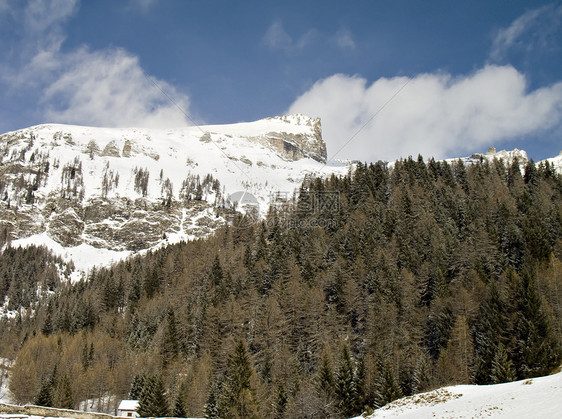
<box><xmin>122</xmin><ymin>139</ymin><xmax>132</xmax><ymax>157</ymax></box>
<box><xmin>0</xmin><ymin>115</ymin><xmax>340</xmax><ymax>266</ymax></box>
<box><xmin>48</xmin><ymin>207</ymin><xmax>85</xmax><ymax>247</ymax></box>
<box><xmin>255</xmin><ymin>116</ymin><xmax>327</xmax><ymax>163</ymax></box>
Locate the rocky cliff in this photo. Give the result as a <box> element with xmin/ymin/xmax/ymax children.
<box><xmin>0</xmin><ymin>115</ymin><xmax>346</xmax><ymax>269</ymax></box>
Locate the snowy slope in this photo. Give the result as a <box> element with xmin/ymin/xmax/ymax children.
<box><xmin>0</xmin><ymin>115</ymin><xmax>349</xmax><ymax>271</ymax></box>
<box><xmin>446</xmin><ymin>146</ymin><xmax>529</xmax><ymax>166</ymax></box>
<box><xmin>544</xmin><ymin>152</ymin><xmax>562</xmax><ymax>173</ymax></box>
<box><xmin>355</xmin><ymin>370</ymin><xmax>562</xmax><ymax>419</ymax></box>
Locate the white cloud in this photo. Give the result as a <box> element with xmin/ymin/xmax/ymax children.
<box><xmin>288</xmin><ymin>67</ymin><xmax>562</xmax><ymax>162</ymax></box>
<box><xmin>1</xmin><ymin>0</ymin><xmax>190</xmax><ymax>129</ymax></box>
<box><xmin>43</xmin><ymin>48</ymin><xmax>190</xmax><ymax>128</ymax></box>
<box><xmin>24</xmin><ymin>0</ymin><xmax>78</xmax><ymax>33</ymax></box>
<box><xmin>262</xmin><ymin>21</ymin><xmax>317</xmax><ymax>53</ymax></box>
<box><xmin>333</xmin><ymin>29</ymin><xmax>356</xmax><ymax>50</ymax></box>
<box><xmin>490</xmin><ymin>5</ymin><xmax>562</xmax><ymax>61</ymax></box>
<box><xmin>263</xmin><ymin>21</ymin><xmax>293</xmax><ymax>50</ymax></box>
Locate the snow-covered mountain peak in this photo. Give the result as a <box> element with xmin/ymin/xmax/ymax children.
<box><xmin>0</xmin><ymin>115</ymin><xmax>346</xmax><ymax>270</ymax></box>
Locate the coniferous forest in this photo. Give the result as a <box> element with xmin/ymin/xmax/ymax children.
<box><xmin>1</xmin><ymin>156</ymin><xmax>561</xmax><ymax>418</ymax></box>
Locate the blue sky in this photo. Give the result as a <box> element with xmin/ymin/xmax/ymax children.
<box><xmin>1</xmin><ymin>0</ymin><xmax>561</xmax><ymax>162</ymax></box>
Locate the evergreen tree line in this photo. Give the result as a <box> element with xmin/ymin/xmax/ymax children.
<box><xmin>0</xmin><ymin>246</ymin><xmax>70</xmax><ymax>311</ymax></box>
<box><xmin>1</xmin><ymin>156</ymin><xmax>561</xmax><ymax>418</ymax></box>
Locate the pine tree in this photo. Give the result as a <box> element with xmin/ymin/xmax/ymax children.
<box><xmin>161</xmin><ymin>306</ymin><xmax>179</xmax><ymax>366</ymax></box>
<box><xmin>34</xmin><ymin>364</ymin><xmax>58</xmax><ymax>408</ymax></box>
<box><xmin>490</xmin><ymin>343</ymin><xmax>516</xmax><ymax>384</ymax></box>
<box><xmin>137</xmin><ymin>375</ymin><xmax>169</xmax><ymax>418</ymax></box>
<box><xmin>354</xmin><ymin>355</ymin><xmax>367</xmax><ymax>413</ymax></box>
<box><xmin>224</xmin><ymin>339</ymin><xmax>259</xmax><ymax>418</ymax></box>
<box><xmin>205</xmin><ymin>375</ymin><xmax>224</xmax><ymax>419</ymax></box>
<box><xmin>334</xmin><ymin>345</ymin><xmax>357</xmax><ymax>417</ymax></box>
<box><xmin>512</xmin><ymin>272</ymin><xmax>560</xmax><ymax>378</ymax></box>
<box><xmin>172</xmin><ymin>391</ymin><xmax>187</xmax><ymax>418</ymax></box>
<box><xmin>129</xmin><ymin>373</ymin><xmax>146</xmax><ymax>400</ymax></box>
<box><xmin>374</xmin><ymin>358</ymin><xmax>402</xmax><ymax>408</ymax></box>
<box><xmin>34</xmin><ymin>377</ymin><xmax>54</xmax><ymax>407</ymax></box>
<box><xmin>41</xmin><ymin>303</ymin><xmax>53</xmax><ymax>336</ymax></box>
<box><xmin>206</xmin><ymin>373</ymin><xmax>234</xmax><ymax>419</ymax></box>
<box><xmin>316</xmin><ymin>350</ymin><xmax>334</xmax><ymax>397</ymax></box>
<box><xmin>473</xmin><ymin>283</ymin><xmax>509</xmax><ymax>384</ymax></box>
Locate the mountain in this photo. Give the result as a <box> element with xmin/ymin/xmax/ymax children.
<box><xmin>1</xmin><ymin>140</ymin><xmax>560</xmax><ymax>418</ymax></box>
<box><xmin>0</xmin><ymin>115</ymin><xmax>349</xmax><ymax>270</ymax></box>
<box><xmin>355</xmin><ymin>369</ymin><xmax>562</xmax><ymax>419</ymax></box>
<box><xmin>0</xmin><ymin>114</ymin><xmax>560</xmax><ymax>273</ymax></box>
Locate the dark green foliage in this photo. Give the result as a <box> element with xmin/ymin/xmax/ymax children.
<box><xmin>491</xmin><ymin>344</ymin><xmax>515</xmax><ymax>384</ymax></box>
<box><xmin>512</xmin><ymin>272</ymin><xmax>560</xmax><ymax>378</ymax></box>
<box><xmin>129</xmin><ymin>373</ymin><xmax>146</xmax><ymax>400</ymax></box>
<box><xmin>334</xmin><ymin>345</ymin><xmax>357</xmax><ymax>417</ymax></box>
<box><xmin>205</xmin><ymin>375</ymin><xmax>227</xmax><ymax>419</ymax></box>
<box><xmin>222</xmin><ymin>339</ymin><xmax>258</xmax><ymax>418</ymax></box>
<box><xmin>34</xmin><ymin>377</ymin><xmax>54</xmax><ymax>407</ymax></box>
<box><xmin>374</xmin><ymin>359</ymin><xmax>402</xmax><ymax>408</ymax></box>
<box><xmin>137</xmin><ymin>375</ymin><xmax>169</xmax><ymax>418</ymax></box>
<box><xmin>172</xmin><ymin>391</ymin><xmax>187</xmax><ymax>418</ymax></box>
<box><xmin>161</xmin><ymin>306</ymin><xmax>179</xmax><ymax>365</ymax></box>
<box><xmin>2</xmin><ymin>156</ymin><xmax>561</xmax><ymax>418</ymax></box>
<box><xmin>316</xmin><ymin>351</ymin><xmax>334</xmax><ymax>397</ymax></box>
<box><xmin>473</xmin><ymin>283</ymin><xmax>509</xmax><ymax>384</ymax></box>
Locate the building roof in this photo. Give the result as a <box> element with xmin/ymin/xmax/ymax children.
<box><xmin>118</xmin><ymin>400</ymin><xmax>139</xmax><ymax>411</ymax></box>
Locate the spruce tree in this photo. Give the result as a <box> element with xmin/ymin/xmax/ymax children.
<box><xmin>374</xmin><ymin>358</ymin><xmax>402</xmax><ymax>408</ymax></box>
<box><xmin>224</xmin><ymin>339</ymin><xmax>259</xmax><ymax>418</ymax></box>
<box><xmin>490</xmin><ymin>343</ymin><xmax>516</xmax><ymax>384</ymax></box>
<box><xmin>34</xmin><ymin>378</ymin><xmax>53</xmax><ymax>407</ymax></box>
<box><xmin>334</xmin><ymin>345</ymin><xmax>357</xmax><ymax>417</ymax></box>
<box><xmin>137</xmin><ymin>375</ymin><xmax>169</xmax><ymax>418</ymax></box>
<box><xmin>129</xmin><ymin>373</ymin><xmax>146</xmax><ymax>400</ymax></box>
<box><xmin>205</xmin><ymin>375</ymin><xmax>224</xmax><ymax>419</ymax></box>
<box><xmin>473</xmin><ymin>283</ymin><xmax>509</xmax><ymax>384</ymax></box>
<box><xmin>161</xmin><ymin>306</ymin><xmax>179</xmax><ymax>365</ymax></box>
<box><xmin>34</xmin><ymin>365</ymin><xmax>57</xmax><ymax>407</ymax></box>
<box><xmin>513</xmin><ymin>272</ymin><xmax>560</xmax><ymax>378</ymax></box>
<box><xmin>172</xmin><ymin>392</ymin><xmax>187</xmax><ymax>418</ymax></box>
<box><xmin>316</xmin><ymin>350</ymin><xmax>334</xmax><ymax>397</ymax></box>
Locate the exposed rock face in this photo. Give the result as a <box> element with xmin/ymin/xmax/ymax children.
<box><xmin>102</xmin><ymin>140</ymin><xmax>120</xmax><ymax>157</ymax></box>
<box><xmin>0</xmin><ymin>115</ymin><xmax>344</xmax><ymax>269</ymax></box>
<box><xmin>122</xmin><ymin>140</ymin><xmax>132</xmax><ymax>157</ymax></box>
<box><xmin>48</xmin><ymin>207</ymin><xmax>84</xmax><ymax>247</ymax></box>
<box><xmin>254</xmin><ymin>116</ymin><xmax>326</xmax><ymax>163</ymax></box>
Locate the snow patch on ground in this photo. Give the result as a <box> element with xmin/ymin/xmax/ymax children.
<box><xmin>9</xmin><ymin>233</ymin><xmax>131</xmax><ymax>273</ymax></box>
<box><xmin>356</xmin><ymin>370</ymin><xmax>562</xmax><ymax>419</ymax></box>
<box><xmin>0</xmin><ymin>359</ymin><xmax>13</xmax><ymax>405</ymax></box>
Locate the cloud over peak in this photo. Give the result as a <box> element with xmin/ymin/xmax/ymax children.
<box><xmin>288</xmin><ymin>66</ymin><xmax>562</xmax><ymax>162</ymax></box>
<box><xmin>43</xmin><ymin>48</ymin><xmax>190</xmax><ymax>128</ymax></box>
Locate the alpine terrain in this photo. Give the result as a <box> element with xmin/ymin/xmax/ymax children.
<box><xmin>0</xmin><ymin>115</ymin><xmax>561</xmax><ymax>419</ymax></box>
<box><xmin>0</xmin><ymin>115</ymin><xmax>349</xmax><ymax>270</ymax></box>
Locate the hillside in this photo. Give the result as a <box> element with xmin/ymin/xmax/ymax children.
<box><xmin>0</xmin><ymin>115</ymin><xmax>349</xmax><ymax>270</ymax></box>
<box><xmin>0</xmin><ymin>152</ymin><xmax>559</xmax><ymax>418</ymax></box>
<box><xmin>356</xmin><ymin>369</ymin><xmax>562</xmax><ymax>418</ymax></box>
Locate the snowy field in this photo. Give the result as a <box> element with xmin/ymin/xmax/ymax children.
<box><xmin>356</xmin><ymin>370</ymin><xmax>562</xmax><ymax>419</ymax></box>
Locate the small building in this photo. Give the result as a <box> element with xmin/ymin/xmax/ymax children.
<box><xmin>117</xmin><ymin>400</ymin><xmax>139</xmax><ymax>418</ymax></box>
